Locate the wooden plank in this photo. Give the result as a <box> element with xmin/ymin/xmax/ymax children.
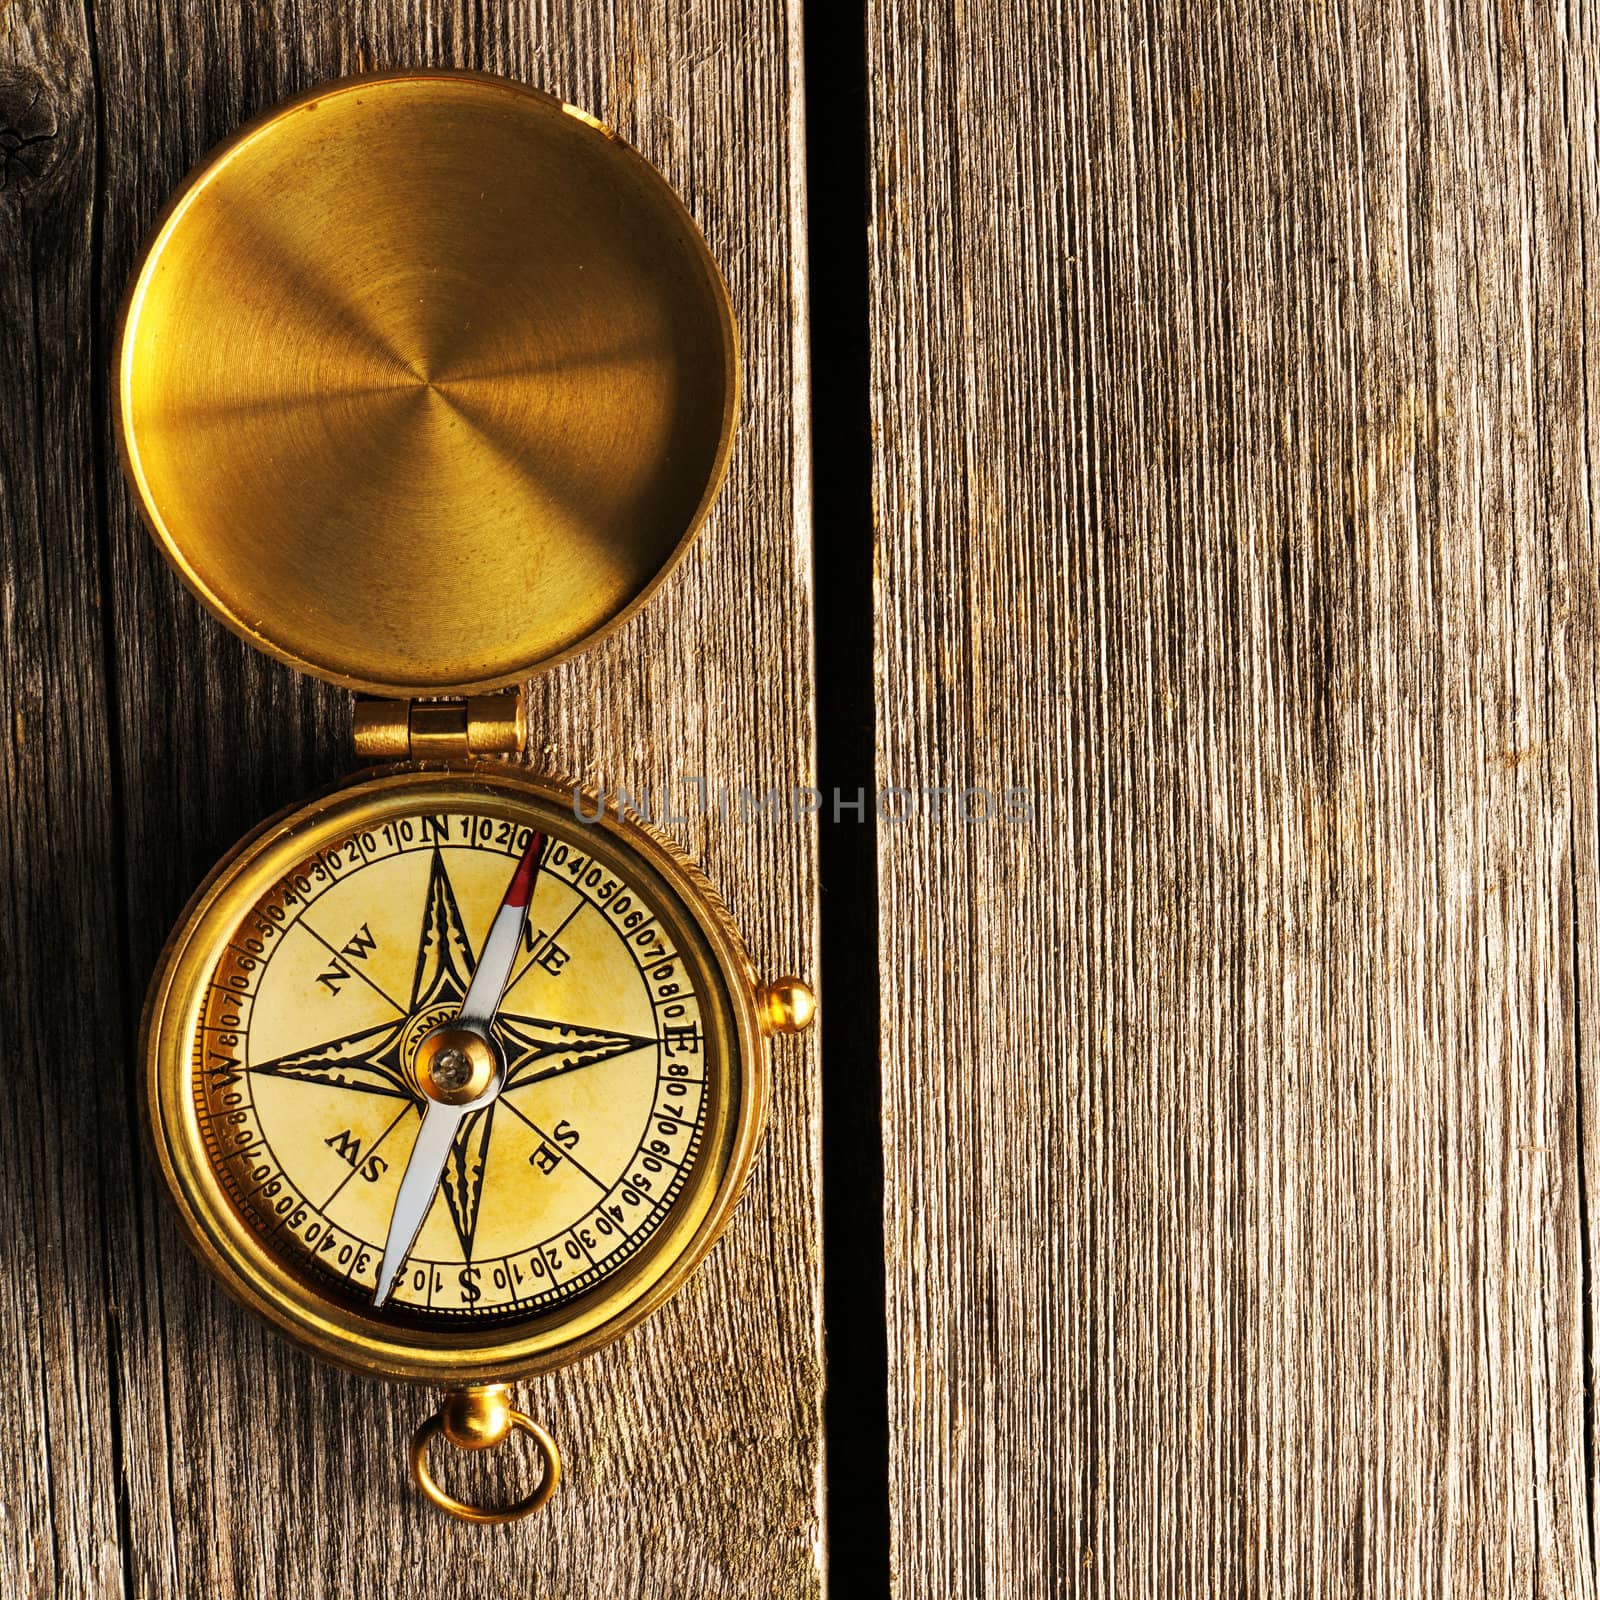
<box><xmin>0</xmin><ymin>6</ymin><xmax>130</xmax><ymax>1598</ymax></box>
<box><xmin>0</xmin><ymin>4</ymin><xmax>819</xmax><ymax>1596</ymax></box>
<box><xmin>869</xmin><ymin>1</ymin><xmax>1600</xmax><ymax>1593</ymax></box>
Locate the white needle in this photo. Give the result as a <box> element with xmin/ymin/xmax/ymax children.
<box><xmin>457</xmin><ymin>834</ymin><xmax>541</xmax><ymax>1028</ymax></box>
<box><xmin>373</xmin><ymin>1100</ymin><xmax>466</xmax><ymax>1307</ymax></box>
<box><xmin>373</xmin><ymin>829</ymin><xmax>546</xmax><ymax>1308</ymax></box>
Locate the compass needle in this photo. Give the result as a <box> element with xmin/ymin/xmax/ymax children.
<box><xmin>375</xmin><ymin>1102</ymin><xmax>466</xmax><ymax>1305</ymax></box>
<box><xmin>372</xmin><ymin>829</ymin><xmax>546</xmax><ymax>1307</ymax></box>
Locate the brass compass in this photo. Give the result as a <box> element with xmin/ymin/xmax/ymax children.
<box><xmin>116</xmin><ymin>70</ymin><xmax>814</xmax><ymax>1524</ymax></box>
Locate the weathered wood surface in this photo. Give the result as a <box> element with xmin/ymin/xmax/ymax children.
<box><xmin>870</xmin><ymin>2</ymin><xmax>1600</xmax><ymax>1595</ymax></box>
<box><xmin>2</xmin><ymin>4</ymin><xmax>819</xmax><ymax>1598</ymax></box>
<box><xmin>1</xmin><ymin>10</ymin><xmax>130</xmax><ymax>1600</ymax></box>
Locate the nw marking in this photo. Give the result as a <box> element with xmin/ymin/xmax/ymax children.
<box><xmin>316</xmin><ymin>923</ymin><xmax>380</xmax><ymax>995</ymax></box>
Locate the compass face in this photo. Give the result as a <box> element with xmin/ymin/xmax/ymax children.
<box><xmin>186</xmin><ymin>792</ymin><xmax>729</xmax><ymax>1331</ymax></box>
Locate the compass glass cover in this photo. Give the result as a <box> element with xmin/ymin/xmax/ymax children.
<box><xmin>190</xmin><ymin>803</ymin><xmax>723</xmax><ymax>1327</ymax></box>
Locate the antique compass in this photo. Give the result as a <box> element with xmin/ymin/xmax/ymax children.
<box><xmin>115</xmin><ymin>70</ymin><xmax>814</xmax><ymax>1523</ymax></box>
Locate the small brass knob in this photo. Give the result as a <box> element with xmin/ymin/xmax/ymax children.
<box><xmin>441</xmin><ymin>1385</ymin><xmax>514</xmax><ymax>1450</ymax></box>
<box><xmin>758</xmin><ymin>977</ymin><xmax>817</xmax><ymax>1035</ymax></box>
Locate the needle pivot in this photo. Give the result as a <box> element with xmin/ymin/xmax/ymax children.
<box><xmin>414</xmin><ymin>1026</ymin><xmax>499</xmax><ymax>1107</ymax></box>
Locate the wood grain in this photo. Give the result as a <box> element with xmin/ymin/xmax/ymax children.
<box><xmin>0</xmin><ymin>8</ymin><xmax>130</xmax><ymax>1599</ymax></box>
<box><xmin>3</xmin><ymin>3</ymin><xmax>818</xmax><ymax>1596</ymax></box>
<box><xmin>868</xmin><ymin>1</ymin><xmax>1600</xmax><ymax>1594</ymax></box>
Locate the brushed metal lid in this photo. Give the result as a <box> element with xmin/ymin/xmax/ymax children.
<box><xmin>116</xmin><ymin>71</ymin><xmax>738</xmax><ymax>696</ymax></box>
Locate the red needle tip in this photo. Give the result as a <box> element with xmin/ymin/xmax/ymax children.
<box><xmin>505</xmin><ymin>831</ymin><xmax>545</xmax><ymax>908</ymax></box>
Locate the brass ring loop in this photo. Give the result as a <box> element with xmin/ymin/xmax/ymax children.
<box><xmin>409</xmin><ymin>1409</ymin><xmax>561</xmax><ymax>1524</ymax></box>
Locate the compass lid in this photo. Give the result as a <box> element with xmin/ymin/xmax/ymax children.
<box><xmin>115</xmin><ymin>72</ymin><xmax>738</xmax><ymax>697</ymax></box>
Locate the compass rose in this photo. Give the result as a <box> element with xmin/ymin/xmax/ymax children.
<box><xmin>248</xmin><ymin>847</ymin><xmax>655</xmax><ymax>1261</ymax></box>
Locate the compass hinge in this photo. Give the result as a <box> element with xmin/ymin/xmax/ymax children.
<box><xmin>353</xmin><ymin>691</ymin><xmax>527</xmax><ymax>763</ymax></box>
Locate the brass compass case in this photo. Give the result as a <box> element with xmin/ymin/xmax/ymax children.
<box><xmin>116</xmin><ymin>71</ymin><xmax>812</xmax><ymax>1524</ymax></box>
<box><xmin>141</xmin><ymin>766</ymin><xmax>768</xmax><ymax>1379</ymax></box>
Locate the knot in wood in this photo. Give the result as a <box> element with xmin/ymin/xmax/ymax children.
<box><xmin>0</xmin><ymin>67</ymin><xmax>60</xmax><ymax>195</ymax></box>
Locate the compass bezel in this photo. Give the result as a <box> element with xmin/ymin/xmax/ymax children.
<box><xmin>141</xmin><ymin>762</ymin><xmax>769</xmax><ymax>1384</ymax></box>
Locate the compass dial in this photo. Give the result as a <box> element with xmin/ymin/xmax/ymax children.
<box><xmin>172</xmin><ymin>780</ymin><xmax>745</xmax><ymax>1344</ymax></box>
